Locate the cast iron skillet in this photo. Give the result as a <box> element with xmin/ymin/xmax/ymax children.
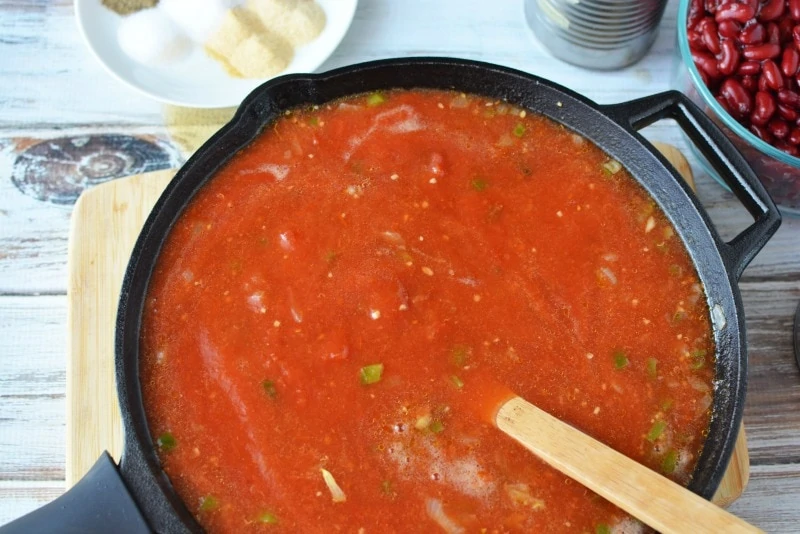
<box><xmin>0</xmin><ymin>58</ymin><xmax>781</xmax><ymax>533</ymax></box>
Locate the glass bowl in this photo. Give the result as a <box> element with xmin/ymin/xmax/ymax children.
<box><xmin>674</xmin><ymin>0</ymin><xmax>800</xmax><ymax>216</ymax></box>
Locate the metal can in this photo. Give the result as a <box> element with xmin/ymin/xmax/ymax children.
<box><xmin>525</xmin><ymin>0</ymin><xmax>668</xmax><ymax>70</ymax></box>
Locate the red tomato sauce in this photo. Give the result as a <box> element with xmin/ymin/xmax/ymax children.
<box><xmin>141</xmin><ymin>89</ymin><xmax>715</xmax><ymax>533</ymax></box>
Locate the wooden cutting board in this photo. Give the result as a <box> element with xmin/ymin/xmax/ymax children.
<box><xmin>65</xmin><ymin>143</ymin><xmax>749</xmax><ymax>507</ymax></box>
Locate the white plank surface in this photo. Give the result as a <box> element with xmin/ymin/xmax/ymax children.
<box><xmin>0</xmin><ymin>0</ymin><xmax>799</xmax><ymax>531</ymax></box>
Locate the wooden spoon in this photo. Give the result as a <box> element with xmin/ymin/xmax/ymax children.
<box><xmin>494</xmin><ymin>394</ymin><xmax>763</xmax><ymax>534</ymax></box>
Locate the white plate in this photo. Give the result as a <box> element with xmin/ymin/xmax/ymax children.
<box><xmin>75</xmin><ymin>0</ymin><xmax>358</xmax><ymax>108</ymax></box>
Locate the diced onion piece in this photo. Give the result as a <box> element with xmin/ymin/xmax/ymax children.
<box><xmin>450</xmin><ymin>94</ymin><xmax>469</xmax><ymax>108</ymax></box>
<box><xmin>504</xmin><ymin>483</ymin><xmax>545</xmax><ymax>510</ymax></box>
<box><xmin>381</xmin><ymin>230</ymin><xmax>405</xmax><ymax>247</ymax></box>
<box><xmin>497</xmin><ymin>133</ymin><xmax>514</xmax><ymax>147</ymax></box>
<box><xmin>320</xmin><ymin>468</ymin><xmax>347</xmax><ymax>503</ymax></box>
<box><xmin>599</xmin><ymin>266</ymin><xmax>618</xmax><ymax>285</ymax></box>
<box><xmin>425</xmin><ymin>498</ymin><xmax>465</xmax><ymax>534</ymax></box>
<box><xmin>687</xmin><ymin>374</ymin><xmax>710</xmax><ymax>393</ymax></box>
<box><xmin>602</xmin><ymin>159</ymin><xmax>622</xmax><ymax>175</ymax></box>
<box><xmin>415</xmin><ymin>414</ymin><xmax>432</xmax><ymax>430</ymax></box>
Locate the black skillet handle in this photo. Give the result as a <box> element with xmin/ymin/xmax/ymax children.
<box><xmin>0</xmin><ymin>452</ymin><xmax>151</xmax><ymax>534</ymax></box>
<box><xmin>603</xmin><ymin>90</ymin><xmax>781</xmax><ymax>281</ymax></box>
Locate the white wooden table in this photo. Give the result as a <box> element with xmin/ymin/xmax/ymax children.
<box><xmin>1</xmin><ymin>0</ymin><xmax>798</xmax><ymax>531</ymax></box>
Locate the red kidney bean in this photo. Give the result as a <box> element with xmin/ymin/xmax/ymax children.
<box><xmin>742</xmin><ymin>0</ymin><xmax>759</xmax><ymax>12</ymax></box>
<box><xmin>759</xmin><ymin>0</ymin><xmax>785</xmax><ymax>22</ymax></box>
<box><xmin>716</xmin><ymin>3</ymin><xmax>755</xmax><ymax>23</ymax></box>
<box><xmin>768</xmin><ymin>117</ymin><xmax>791</xmax><ymax>138</ymax></box>
<box><xmin>688</xmin><ymin>2</ymin><xmax>800</xmax><ymax>158</ymax></box>
<box><xmin>698</xmin><ymin>67</ymin><xmax>711</xmax><ymax>88</ymax></box>
<box><xmin>791</xmin><ymin>0</ymin><xmax>800</xmax><ymax>21</ymax></box>
<box><xmin>743</xmin><ymin>43</ymin><xmax>782</xmax><ymax>60</ymax></box>
<box><xmin>689</xmin><ymin>0</ymin><xmax>706</xmax><ymax>29</ymax></box>
<box><xmin>767</xmin><ymin>22</ymin><xmax>781</xmax><ymax>44</ymax></box>
<box><xmin>737</xmin><ymin>60</ymin><xmax>762</xmax><ymax>75</ymax></box>
<box><xmin>718</xmin><ymin>39</ymin><xmax>741</xmax><ymax>75</ymax></box>
<box><xmin>716</xmin><ymin>94</ymin><xmax>733</xmax><ymax>115</ymax></box>
<box><xmin>779</xmin><ymin>88</ymin><xmax>800</xmax><ymax>108</ymax></box>
<box><xmin>750</xmin><ymin>123</ymin><xmax>775</xmax><ymax>143</ymax></box>
<box><xmin>718</xmin><ymin>19</ymin><xmax>742</xmax><ymax>38</ymax></box>
<box><xmin>688</xmin><ymin>29</ymin><xmax>705</xmax><ymax>51</ymax></box>
<box><xmin>774</xmin><ymin>140</ymin><xmax>800</xmax><ymax>156</ymax></box>
<box><xmin>741</xmin><ymin>75</ymin><xmax>758</xmax><ymax>93</ymax></box>
<box><xmin>739</xmin><ymin>22</ymin><xmax>766</xmax><ymax>44</ymax></box>
<box><xmin>700</xmin><ymin>19</ymin><xmax>722</xmax><ymax>54</ymax></box>
<box><xmin>779</xmin><ymin>18</ymin><xmax>795</xmax><ymax>43</ymax></box>
<box><xmin>752</xmin><ymin>91</ymin><xmax>777</xmax><ymax>125</ymax></box>
<box><xmin>789</xmin><ymin>127</ymin><xmax>800</xmax><ymax>145</ymax></box>
<box><xmin>783</xmin><ymin>48</ymin><xmax>800</xmax><ymax>76</ymax></box>
<box><xmin>759</xmin><ymin>73</ymin><xmax>771</xmax><ymax>92</ymax></box>
<box><xmin>705</xmin><ymin>0</ymin><xmax>719</xmax><ymax>15</ymax></box>
<box><xmin>693</xmin><ymin>49</ymin><xmax>721</xmax><ymax>78</ymax></box>
<box><xmin>720</xmin><ymin>78</ymin><xmax>753</xmax><ymax>117</ymax></box>
<box><xmin>763</xmin><ymin>59</ymin><xmax>785</xmax><ymax>89</ymax></box>
<box><xmin>778</xmin><ymin>103</ymin><xmax>799</xmax><ymax>121</ymax></box>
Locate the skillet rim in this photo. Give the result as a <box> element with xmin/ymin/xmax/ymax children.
<box><xmin>116</xmin><ymin>56</ymin><xmax>751</xmax><ymax>533</ymax></box>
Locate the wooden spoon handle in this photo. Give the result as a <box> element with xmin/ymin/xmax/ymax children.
<box><xmin>496</xmin><ymin>396</ymin><xmax>763</xmax><ymax>534</ymax></box>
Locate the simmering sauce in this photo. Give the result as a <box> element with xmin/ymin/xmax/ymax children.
<box><xmin>141</xmin><ymin>89</ymin><xmax>715</xmax><ymax>533</ymax></box>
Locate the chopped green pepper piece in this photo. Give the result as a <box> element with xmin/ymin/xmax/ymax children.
<box><xmin>360</xmin><ymin>363</ymin><xmax>384</xmax><ymax>385</ymax></box>
<box><xmin>471</xmin><ymin>178</ymin><xmax>488</xmax><ymax>191</ymax></box>
<box><xmin>262</xmin><ymin>380</ymin><xmax>278</xmax><ymax>399</ymax></box>
<box><xmin>646</xmin><ymin>357</ymin><xmax>658</xmax><ymax>379</ymax></box>
<box><xmin>451</xmin><ymin>345</ymin><xmax>471</xmax><ymax>368</ymax></box>
<box><xmin>613</xmin><ymin>350</ymin><xmax>630</xmax><ymax>370</ymax></box>
<box><xmin>662</xmin><ymin>449</ymin><xmax>679</xmax><ymax>474</ymax></box>
<box><xmin>690</xmin><ymin>349</ymin><xmax>707</xmax><ymax>370</ymax></box>
<box><xmin>308</xmin><ymin>117</ymin><xmax>319</xmax><ymax>126</ymax></box>
<box><xmin>324</xmin><ymin>250</ymin><xmax>338</xmax><ymax>264</ymax></box>
<box><xmin>661</xmin><ymin>399</ymin><xmax>674</xmax><ymax>412</ymax></box>
<box><xmin>513</xmin><ymin>123</ymin><xmax>526</xmax><ymax>138</ymax></box>
<box><xmin>366</xmin><ymin>92</ymin><xmax>386</xmax><ymax>106</ymax></box>
<box><xmin>156</xmin><ymin>432</ymin><xmax>176</xmax><ymax>452</ymax></box>
<box><xmin>199</xmin><ymin>495</ymin><xmax>219</xmax><ymax>512</ymax></box>
<box><xmin>596</xmin><ymin>524</ymin><xmax>611</xmax><ymax>534</ymax></box>
<box><xmin>450</xmin><ymin>375</ymin><xmax>464</xmax><ymax>389</ymax></box>
<box><xmin>430</xmin><ymin>420</ymin><xmax>445</xmax><ymax>433</ymax></box>
<box><xmin>646</xmin><ymin>420</ymin><xmax>667</xmax><ymax>442</ymax></box>
<box><xmin>673</xmin><ymin>310</ymin><xmax>687</xmax><ymax>323</ymax></box>
<box><xmin>257</xmin><ymin>511</ymin><xmax>279</xmax><ymax>524</ymax></box>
